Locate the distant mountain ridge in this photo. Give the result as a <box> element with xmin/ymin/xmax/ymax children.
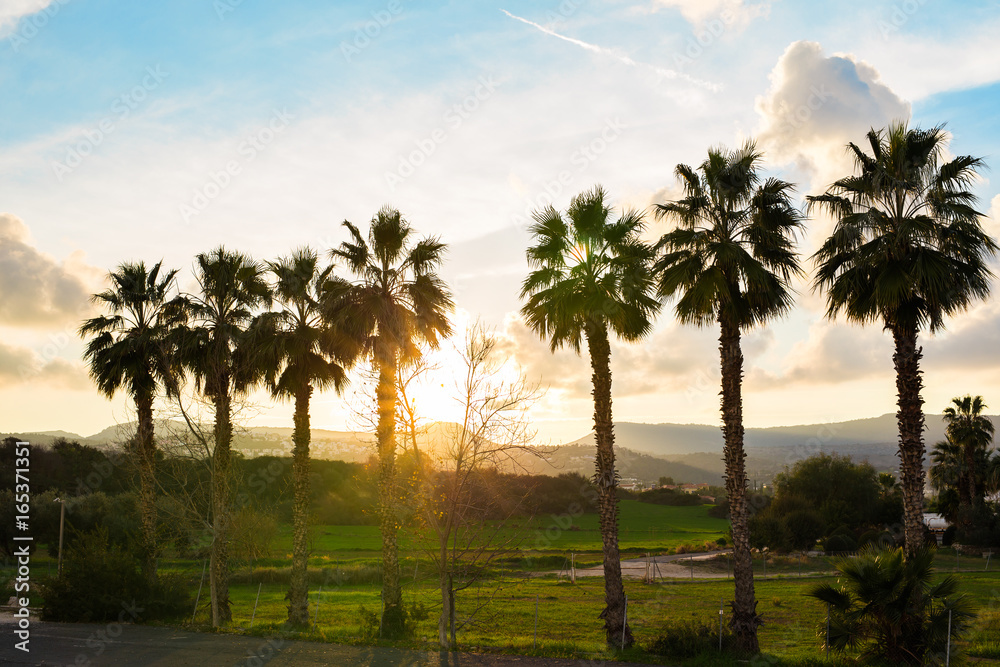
<box><xmin>6</xmin><ymin>412</ymin><xmax>997</xmax><ymax>485</ymax></box>
<box><xmin>562</xmin><ymin>413</ymin><xmax>1000</xmax><ymax>457</ymax></box>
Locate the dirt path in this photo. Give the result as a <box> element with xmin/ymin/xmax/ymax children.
<box><xmin>543</xmin><ymin>550</ymin><xmax>732</xmax><ymax>580</ymax></box>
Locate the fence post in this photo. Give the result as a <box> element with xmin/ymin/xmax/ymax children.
<box><xmin>718</xmin><ymin>598</ymin><xmax>723</xmax><ymax>651</ymax></box>
<box><xmin>313</xmin><ymin>586</ymin><xmax>323</xmax><ymax>628</ymax></box>
<box><xmin>571</xmin><ymin>552</ymin><xmax>576</xmax><ymax>584</ymax></box>
<box><xmin>250</xmin><ymin>582</ymin><xmax>262</xmax><ymax>629</ymax></box>
<box><xmin>191</xmin><ymin>560</ymin><xmax>207</xmax><ymax>624</ymax></box>
<box><xmin>534</xmin><ymin>595</ymin><xmax>538</xmax><ymax>649</ymax></box>
<box><xmin>826</xmin><ymin>603</ymin><xmax>831</xmax><ymax>660</ymax></box>
<box><xmin>946</xmin><ymin>609</ymin><xmax>952</xmax><ymax>666</ymax></box>
<box><xmin>986</xmin><ymin>551</ymin><xmax>992</xmax><ymax>572</ymax></box>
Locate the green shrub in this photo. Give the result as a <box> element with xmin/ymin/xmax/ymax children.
<box><xmin>783</xmin><ymin>509</ymin><xmax>824</xmax><ymax>551</ymax></box>
<box><xmin>647</xmin><ymin>617</ymin><xmax>736</xmax><ymax>658</ymax></box>
<box><xmin>807</xmin><ymin>546</ymin><xmax>973</xmax><ymax>665</ymax></box>
<box><xmin>823</xmin><ymin>533</ymin><xmax>856</xmax><ymax>554</ymax></box>
<box><xmin>41</xmin><ymin>528</ymin><xmax>190</xmax><ymax>623</ymax></box>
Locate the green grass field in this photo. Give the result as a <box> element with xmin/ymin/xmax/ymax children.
<box><xmin>8</xmin><ymin>502</ymin><xmax>1000</xmax><ymax>664</ymax></box>
<box><xmin>267</xmin><ymin>500</ymin><xmax>730</xmax><ymax>558</ymax></box>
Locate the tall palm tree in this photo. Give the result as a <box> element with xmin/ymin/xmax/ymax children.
<box><xmin>653</xmin><ymin>144</ymin><xmax>803</xmax><ymax>654</ymax></box>
<box><xmin>331</xmin><ymin>207</ymin><xmax>453</xmax><ymax>637</ymax></box>
<box><xmin>521</xmin><ymin>186</ymin><xmax>660</xmax><ymax>649</ymax></box>
<box><xmin>79</xmin><ymin>261</ymin><xmax>181</xmax><ymax>584</ymax></box>
<box><xmin>248</xmin><ymin>248</ymin><xmax>361</xmax><ymax>626</ymax></box>
<box><xmin>809</xmin><ymin>121</ymin><xmax>997</xmax><ymax>557</ymax></box>
<box><xmin>942</xmin><ymin>395</ymin><xmax>995</xmax><ymax>509</ymax></box>
<box><xmin>175</xmin><ymin>247</ymin><xmax>270</xmax><ymax>627</ymax></box>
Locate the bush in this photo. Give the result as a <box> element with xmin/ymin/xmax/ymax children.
<box><xmin>647</xmin><ymin>618</ymin><xmax>736</xmax><ymax>658</ymax></box>
<box><xmin>823</xmin><ymin>533</ymin><xmax>856</xmax><ymax>554</ymax></box>
<box><xmin>808</xmin><ymin>546</ymin><xmax>973</xmax><ymax>665</ymax></box>
<box><xmin>749</xmin><ymin>515</ymin><xmax>788</xmax><ymax>551</ymax></box>
<box><xmin>357</xmin><ymin>600</ymin><xmax>428</xmax><ymax>640</ymax></box>
<box><xmin>707</xmin><ymin>499</ymin><xmax>729</xmax><ymax>519</ymax></box>
<box><xmin>784</xmin><ymin>509</ymin><xmax>824</xmax><ymax>551</ymax></box>
<box><xmin>41</xmin><ymin>528</ymin><xmax>190</xmax><ymax>623</ymax></box>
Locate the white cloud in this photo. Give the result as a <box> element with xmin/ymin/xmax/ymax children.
<box><xmin>0</xmin><ymin>338</ymin><xmax>89</xmax><ymax>389</ymax></box>
<box><xmin>649</xmin><ymin>0</ymin><xmax>771</xmax><ymax>28</ymax></box>
<box><xmin>0</xmin><ymin>0</ymin><xmax>54</xmax><ymax>37</ymax></box>
<box><xmin>859</xmin><ymin>15</ymin><xmax>1000</xmax><ymax>101</ymax></box>
<box><xmin>755</xmin><ymin>41</ymin><xmax>911</xmax><ymax>191</ymax></box>
<box><xmin>0</xmin><ymin>213</ymin><xmax>99</xmax><ymax>327</ymax></box>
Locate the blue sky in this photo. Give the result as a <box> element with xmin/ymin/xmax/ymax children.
<box><xmin>3</xmin><ymin>0</ymin><xmax>1000</xmax><ymax>442</ymax></box>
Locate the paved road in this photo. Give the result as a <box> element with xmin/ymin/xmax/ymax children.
<box><xmin>0</xmin><ymin>616</ymin><xmax>639</xmax><ymax>667</ymax></box>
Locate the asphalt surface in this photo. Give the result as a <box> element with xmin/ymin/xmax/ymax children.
<box><xmin>0</xmin><ymin>615</ymin><xmax>640</xmax><ymax>666</ymax></box>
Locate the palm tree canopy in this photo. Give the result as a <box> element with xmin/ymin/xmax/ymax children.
<box><xmin>809</xmin><ymin>121</ymin><xmax>997</xmax><ymax>333</ymax></box>
<box><xmin>943</xmin><ymin>394</ymin><xmax>995</xmax><ymax>451</ymax></box>
<box><xmin>248</xmin><ymin>247</ymin><xmax>360</xmax><ymax>398</ymax></box>
<box><xmin>520</xmin><ymin>185</ymin><xmax>661</xmax><ymax>352</ymax></box>
<box><xmin>173</xmin><ymin>246</ymin><xmax>272</xmax><ymax>397</ymax></box>
<box><xmin>80</xmin><ymin>260</ymin><xmax>182</xmax><ymax>400</ymax></box>
<box><xmin>330</xmin><ymin>206</ymin><xmax>453</xmax><ymax>363</ymax></box>
<box><xmin>653</xmin><ymin>141</ymin><xmax>804</xmax><ymax>328</ymax></box>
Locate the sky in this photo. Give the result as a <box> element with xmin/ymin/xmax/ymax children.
<box><xmin>2</xmin><ymin>0</ymin><xmax>1000</xmax><ymax>445</ymax></box>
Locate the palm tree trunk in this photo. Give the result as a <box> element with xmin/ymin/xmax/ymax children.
<box><xmin>719</xmin><ymin>315</ymin><xmax>760</xmax><ymax>654</ymax></box>
<box><xmin>287</xmin><ymin>384</ymin><xmax>313</xmax><ymax>626</ymax></box>
<box><xmin>210</xmin><ymin>381</ymin><xmax>233</xmax><ymax>627</ymax></box>
<box><xmin>376</xmin><ymin>352</ymin><xmax>404</xmax><ymax>637</ymax></box>
<box><xmin>892</xmin><ymin>325</ymin><xmax>926</xmax><ymax>558</ymax></box>
<box><xmin>135</xmin><ymin>393</ymin><xmax>158</xmax><ymax>585</ymax></box>
<box><xmin>584</xmin><ymin>321</ymin><xmax>632</xmax><ymax>649</ymax></box>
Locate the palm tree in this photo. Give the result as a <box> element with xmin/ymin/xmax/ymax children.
<box><xmin>331</xmin><ymin>207</ymin><xmax>453</xmax><ymax>637</ymax></box>
<box><xmin>521</xmin><ymin>186</ymin><xmax>660</xmax><ymax>649</ymax></box>
<box><xmin>175</xmin><ymin>247</ymin><xmax>271</xmax><ymax>627</ymax></box>
<box><xmin>809</xmin><ymin>121</ymin><xmax>997</xmax><ymax>557</ymax></box>
<box><xmin>942</xmin><ymin>395</ymin><xmax>995</xmax><ymax>510</ymax></box>
<box><xmin>79</xmin><ymin>261</ymin><xmax>181</xmax><ymax>584</ymax></box>
<box><xmin>248</xmin><ymin>248</ymin><xmax>361</xmax><ymax>626</ymax></box>
<box><xmin>653</xmin><ymin>144</ymin><xmax>803</xmax><ymax>654</ymax></box>
<box><xmin>808</xmin><ymin>545</ymin><xmax>972</xmax><ymax>664</ymax></box>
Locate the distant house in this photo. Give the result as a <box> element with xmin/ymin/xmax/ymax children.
<box><xmin>923</xmin><ymin>513</ymin><xmax>950</xmax><ymax>545</ymax></box>
<box><xmin>681</xmin><ymin>483</ymin><xmax>709</xmax><ymax>494</ymax></box>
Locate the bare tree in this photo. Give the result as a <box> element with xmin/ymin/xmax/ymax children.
<box><xmin>408</xmin><ymin>322</ymin><xmax>542</xmax><ymax>648</ymax></box>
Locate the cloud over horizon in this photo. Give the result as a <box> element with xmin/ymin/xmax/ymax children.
<box><xmin>0</xmin><ymin>213</ymin><xmax>100</xmax><ymax>328</ymax></box>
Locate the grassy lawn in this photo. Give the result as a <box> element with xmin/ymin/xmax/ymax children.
<box><xmin>7</xmin><ymin>503</ymin><xmax>1000</xmax><ymax>665</ymax></box>
<box><xmin>266</xmin><ymin>500</ymin><xmax>731</xmax><ymax>559</ymax></box>
<box><xmin>199</xmin><ymin>569</ymin><xmax>1000</xmax><ymax>664</ymax></box>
